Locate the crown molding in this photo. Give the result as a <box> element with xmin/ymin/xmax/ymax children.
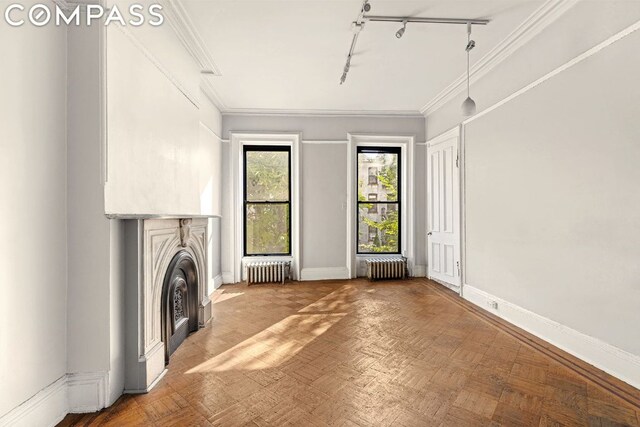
<box><xmin>463</xmin><ymin>18</ymin><xmax>640</xmax><ymax>126</ymax></box>
<box><xmin>220</xmin><ymin>108</ymin><xmax>424</xmax><ymax>118</ymax></box>
<box><xmin>116</xmin><ymin>25</ymin><xmax>200</xmax><ymax>108</ymax></box>
<box><xmin>162</xmin><ymin>0</ymin><xmax>222</xmax><ymax>76</ymax></box>
<box><xmin>164</xmin><ymin>0</ymin><xmax>578</xmax><ymax>119</ymax></box>
<box><xmin>200</xmin><ymin>77</ymin><xmax>228</xmax><ymax>111</ymax></box>
<box><xmin>420</xmin><ymin>0</ymin><xmax>579</xmax><ymax>116</ymax></box>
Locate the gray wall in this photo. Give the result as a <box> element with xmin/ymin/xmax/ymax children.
<box><xmin>223</xmin><ymin>114</ymin><xmax>426</xmax><ymax>141</ymax></box>
<box><xmin>301</xmin><ymin>143</ymin><xmax>348</xmax><ymax>269</ymax></box>
<box><xmin>464</xmin><ymin>28</ymin><xmax>640</xmax><ymax>356</ymax></box>
<box><xmin>424</xmin><ymin>1</ymin><xmax>640</xmax><ymax>381</ymax></box>
<box><xmin>221</xmin><ymin>114</ymin><xmax>427</xmax><ymax>279</ymax></box>
<box><xmin>0</xmin><ymin>18</ymin><xmax>68</xmax><ymax>417</ymax></box>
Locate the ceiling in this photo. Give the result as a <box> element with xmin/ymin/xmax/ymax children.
<box><xmin>182</xmin><ymin>0</ymin><xmax>545</xmax><ymax>114</ymax></box>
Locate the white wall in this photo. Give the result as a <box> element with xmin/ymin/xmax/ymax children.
<box><xmin>425</xmin><ymin>1</ymin><xmax>640</xmax><ymax>386</ymax></box>
<box><xmin>221</xmin><ymin>141</ymin><xmax>234</xmax><ymax>283</ymax></box>
<box><xmin>104</xmin><ymin>23</ymin><xmax>223</xmax><ymax>217</ymax></box>
<box><xmin>65</xmin><ymin>10</ymin><xmax>224</xmax><ymax>417</ymax></box>
<box><xmin>66</xmin><ymin>22</ymin><xmax>112</xmax><ymax>379</ymax></box>
<box><xmin>0</xmin><ymin>13</ymin><xmax>68</xmax><ymax>420</ymax></box>
<box><xmin>66</xmin><ymin>21</ymin><xmax>130</xmax><ymax>412</ymax></box>
<box><xmin>221</xmin><ymin>114</ymin><xmax>426</xmax><ymax>281</ymax></box>
<box><xmin>413</xmin><ymin>144</ymin><xmax>427</xmax><ymax>276</ymax></box>
<box><xmin>200</xmin><ymin>93</ymin><xmax>224</xmax><ymax>292</ymax></box>
<box><xmin>1</xmin><ymin>3</ymin><xmax>223</xmax><ymax>423</ymax></box>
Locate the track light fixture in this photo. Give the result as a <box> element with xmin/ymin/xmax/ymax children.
<box><xmin>339</xmin><ymin>1</ymin><xmax>489</xmax><ymax>85</ymax></box>
<box><xmin>466</xmin><ymin>39</ymin><xmax>475</xmax><ymax>52</ymax></box>
<box><xmin>461</xmin><ymin>22</ymin><xmax>477</xmax><ymax>116</ymax></box>
<box><xmin>395</xmin><ymin>20</ymin><xmax>407</xmax><ymax>39</ymax></box>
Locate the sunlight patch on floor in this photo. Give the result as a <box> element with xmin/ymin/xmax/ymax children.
<box><xmin>297</xmin><ymin>284</ymin><xmax>356</xmax><ymax>313</ymax></box>
<box><xmin>187</xmin><ymin>285</ymin><xmax>355</xmax><ymax>373</ymax></box>
<box><xmin>211</xmin><ymin>291</ymin><xmax>244</xmax><ymax>305</ymax></box>
<box><xmin>186</xmin><ymin>313</ymin><xmax>346</xmax><ymax>373</ymax></box>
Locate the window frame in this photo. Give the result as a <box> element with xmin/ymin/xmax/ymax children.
<box><xmin>243</xmin><ymin>145</ymin><xmax>292</xmax><ymax>256</ymax></box>
<box><xmin>356</xmin><ymin>146</ymin><xmax>402</xmax><ymax>255</ymax></box>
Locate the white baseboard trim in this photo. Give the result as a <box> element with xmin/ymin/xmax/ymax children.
<box><xmin>208</xmin><ymin>274</ymin><xmax>223</xmax><ymax>295</ymax></box>
<box><xmin>462</xmin><ymin>284</ymin><xmax>640</xmax><ymax>390</ymax></box>
<box><xmin>67</xmin><ymin>371</ymin><xmax>108</xmax><ymax>413</ymax></box>
<box><xmin>0</xmin><ymin>370</ymin><xmax>110</xmax><ymax>427</ymax></box>
<box><xmin>213</xmin><ymin>274</ymin><xmax>223</xmax><ymax>290</ymax></box>
<box><xmin>0</xmin><ymin>376</ymin><xmax>67</xmax><ymax>427</ymax></box>
<box><xmin>222</xmin><ymin>271</ymin><xmax>234</xmax><ymax>284</ymax></box>
<box><xmin>412</xmin><ymin>264</ymin><xmax>427</xmax><ymax>277</ymax></box>
<box><xmin>300</xmin><ymin>267</ymin><xmax>350</xmax><ymax>281</ymax></box>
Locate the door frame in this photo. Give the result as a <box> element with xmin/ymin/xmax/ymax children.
<box><xmin>425</xmin><ymin>125</ymin><xmax>465</xmax><ymax>295</ymax></box>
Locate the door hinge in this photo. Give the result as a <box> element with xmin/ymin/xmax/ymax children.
<box><xmin>456</xmin><ymin>155</ymin><xmax>459</xmax><ymax>168</ymax></box>
<box><xmin>456</xmin><ymin>261</ymin><xmax>461</xmax><ymax>277</ymax></box>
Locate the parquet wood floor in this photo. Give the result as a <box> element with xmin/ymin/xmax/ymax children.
<box><xmin>60</xmin><ymin>279</ymin><xmax>640</xmax><ymax>426</ymax></box>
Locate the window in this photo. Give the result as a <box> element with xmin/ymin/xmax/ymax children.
<box><xmin>368</xmin><ymin>167</ymin><xmax>378</xmax><ymax>185</ymax></box>
<box><xmin>368</xmin><ymin>193</ymin><xmax>378</xmax><ymax>213</ymax></box>
<box><xmin>244</xmin><ymin>146</ymin><xmax>291</xmax><ymax>255</ymax></box>
<box><xmin>357</xmin><ymin>147</ymin><xmax>401</xmax><ymax>254</ymax></box>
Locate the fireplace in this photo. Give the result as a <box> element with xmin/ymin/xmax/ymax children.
<box><xmin>162</xmin><ymin>250</ymin><xmax>199</xmax><ymax>362</ymax></box>
<box><xmin>123</xmin><ymin>217</ymin><xmax>212</xmax><ymax>393</ymax></box>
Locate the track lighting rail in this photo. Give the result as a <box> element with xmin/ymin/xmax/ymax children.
<box><xmin>339</xmin><ymin>1</ymin><xmax>490</xmax><ymax>85</ymax></box>
<box><xmin>363</xmin><ymin>16</ymin><xmax>489</xmax><ymax>26</ymax></box>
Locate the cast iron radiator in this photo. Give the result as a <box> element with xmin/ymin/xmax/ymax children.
<box><xmin>365</xmin><ymin>257</ymin><xmax>407</xmax><ymax>280</ymax></box>
<box><xmin>246</xmin><ymin>261</ymin><xmax>291</xmax><ymax>285</ymax></box>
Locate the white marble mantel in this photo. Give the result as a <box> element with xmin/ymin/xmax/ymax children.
<box><xmin>123</xmin><ymin>217</ymin><xmax>211</xmax><ymax>393</ymax></box>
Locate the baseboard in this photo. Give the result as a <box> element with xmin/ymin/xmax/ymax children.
<box><xmin>0</xmin><ymin>376</ymin><xmax>67</xmax><ymax>427</ymax></box>
<box><xmin>207</xmin><ymin>274</ymin><xmax>223</xmax><ymax>295</ymax></box>
<box><xmin>222</xmin><ymin>271</ymin><xmax>234</xmax><ymax>284</ymax></box>
<box><xmin>462</xmin><ymin>284</ymin><xmax>640</xmax><ymax>391</ymax></box>
<box><xmin>213</xmin><ymin>274</ymin><xmax>223</xmax><ymax>290</ymax></box>
<box><xmin>67</xmin><ymin>371</ymin><xmax>108</xmax><ymax>413</ymax></box>
<box><xmin>0</xmin><ymin>370</ymin><xmax>112</xmax><ymax>427</ymax></box>
<box><xmin>412</xmin><ymin>264</ymin><xmax>427</xmax><ymax>277</ymax></box>
<box><xmin>300</xmin><ymin>267</ymin><xmax>350</xmax><ymax>281</ymax></box>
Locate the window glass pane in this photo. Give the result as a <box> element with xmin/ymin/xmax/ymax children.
<box><xmin>357</xmin><ymin>151</ymin><xmax>398</xmax><ymax>202</ymax></box>
<box><xmin>358</xmin><ymin>203</ymin><xmax>399</xmax><ymax>253</ymax></box>
<box><xmin>246</xmin><ymin>151</ymin><xmax>289</xmax><ymax>201</ymax></box>
<box><xmin>246</xmin><ymin>203</ymin><xmax>290</xmax><ymax>254</ymax></box>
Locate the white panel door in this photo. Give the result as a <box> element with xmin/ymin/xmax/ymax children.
<box><xmin>427</xmin><ymin>131</ymin><xmax>461</xmax><ymax>290</ymax></box>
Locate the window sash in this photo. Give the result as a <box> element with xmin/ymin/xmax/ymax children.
<box><xmin>356</xmin><ymin>146</ymin><xmax>401</xmax><ymax>255</ymax></box>
<box><xmin>243</xmin><ymin>146</ymin><xmax>292</xmax><ymax>256</ymax></box>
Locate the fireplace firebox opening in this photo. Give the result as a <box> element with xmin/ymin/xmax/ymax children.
<box><xmin>161</xmin><ymin>250</ymin><xmax>199</xmax><ymax>364</ymax></box>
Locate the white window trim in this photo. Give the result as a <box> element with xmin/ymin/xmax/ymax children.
<box><xmin>347</xmin><ymin>133</ymin><xmax>415</xmax><ymax>278</ymax></box>
<box><xmin>229</xmin><ymin>132</ymin><xmax>301</xmax><ymax>282</ymax></box>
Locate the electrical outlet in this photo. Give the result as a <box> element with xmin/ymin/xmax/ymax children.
<box><xmin>487</xmin><ymin>300</ymin><xmax>498</xmax><ymax>310</ymax></box>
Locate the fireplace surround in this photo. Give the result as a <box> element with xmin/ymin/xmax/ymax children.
<box><xmin>123</xmin><ymin>217</ymin><xmax>211</xmax><ymax>393</ymax></box>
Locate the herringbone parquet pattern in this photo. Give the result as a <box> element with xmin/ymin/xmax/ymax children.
<box><xmin>60</xmin><ymin>279</ymin><xmax>640</xmax><ymax>426</ymax></box>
